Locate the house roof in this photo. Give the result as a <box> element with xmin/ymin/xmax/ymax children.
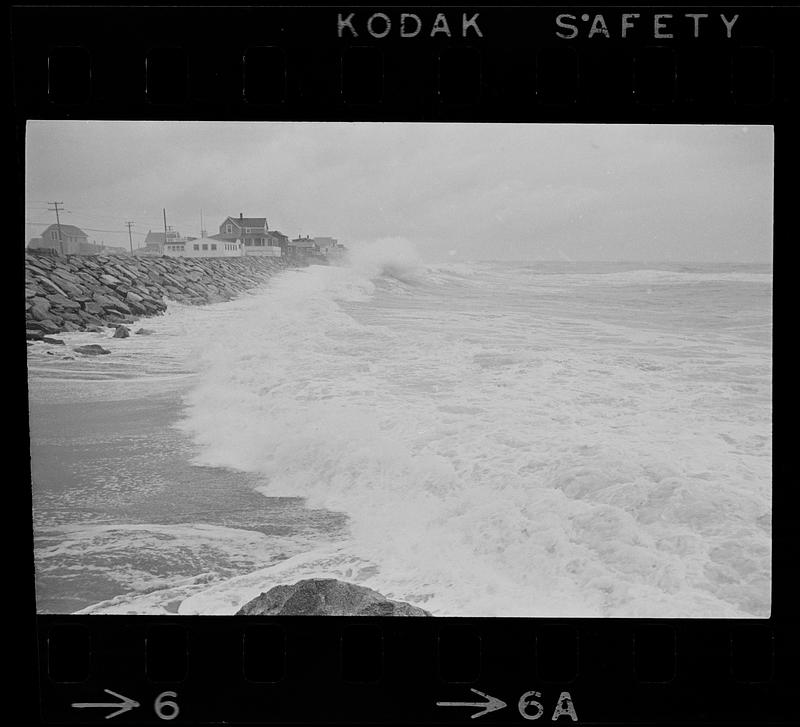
<box><xmin>145</xmin><ymin>228</ymin><xmax>186</xmax><ymax>243</ymax></box>
<box><xmin>225</xmin><ymin>216</ymin><xmax>267</xmax><ymax>229</ymax></box>
<box><xmin>290</xmin><ymin>238</ymin><xmax>317</xmax><ymax>247</ymax></box>
<box><xmin>41</xmin><ymin>223</ymin><xmax>88</xmax><ymax>238</ymax></box>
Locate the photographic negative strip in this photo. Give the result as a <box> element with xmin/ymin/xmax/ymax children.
<box><xmin>14</xmin><ymin>3</ymin><xmax>797</xmax><ymax>726</ymax></box>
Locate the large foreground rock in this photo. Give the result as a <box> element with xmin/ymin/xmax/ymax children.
<box><xmin>236</xmin><ymin>579</ymin><xmax>432</xmax><ymax>616</ymax></box>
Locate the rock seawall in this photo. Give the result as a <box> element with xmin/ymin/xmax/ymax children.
<box><xmin>25</xmin><ymin>252</ymin><xmax>296</xmax><ymax>338</ymax></box>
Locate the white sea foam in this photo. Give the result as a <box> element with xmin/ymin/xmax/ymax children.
<box><xmin>152</xmin><ymin>248</ymin><xmax>772</xmax><ymax>617</ymax></box>
<box><xmin>40</xmin><ymin>522</ymin><xmax>305</xmax><ymax>615</ymax></box>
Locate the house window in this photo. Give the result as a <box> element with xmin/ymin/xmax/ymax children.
<box><xmin>211</xmin><ymin>244</ymin><xmax>217</xmax><ymax>251</ymax></box>
<box><xmin>193</xmin><ymin>244</ymin><xmax>199</xmax><ymax>250</ymax></box>
<box><xmin>226</xmin><ymin>224</ymin><xmax>233</xmax><ymax>233</ymax></box>
<box><xmin>202</xmin><ymin>244</ymin><xmax>208</xmax><ymax>251</ymax></box>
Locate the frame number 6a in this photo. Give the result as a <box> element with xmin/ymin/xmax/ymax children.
<box><xmin>518</xmin><ymin>691</ymin><xmax>578</xmax><ymax>721</ymax></box>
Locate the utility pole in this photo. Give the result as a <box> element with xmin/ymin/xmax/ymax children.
<box><xmin>125</xmin><ymin>221</ymin><xmax>135</xmax><ymax>254</ymax></box>
<box><xmin>162</xmin><ymin>208</ymin><xmax>168</xmax><ymax>255</ymax></box>
<box><xmin>47</xmin><ymin>201</ymin><xmax>65</xmax><ymax>255</ymax></box>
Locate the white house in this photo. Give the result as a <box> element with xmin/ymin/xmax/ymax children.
<box><xmin>162</xmin><ymin>237</ymin><xmax>243</xmax><ymax>258</ymax></box>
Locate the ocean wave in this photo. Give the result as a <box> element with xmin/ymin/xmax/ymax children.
<box><xmin>590</xmin><ymin>269</ymin><xmax>773</xmax><ymax>285</ymax></box>
<box><xmin>168</xmin><ymin>260</ymin><xmax>771</xmax><ymax>617</ymax></box>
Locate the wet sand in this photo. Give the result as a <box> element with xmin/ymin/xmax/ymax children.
<box><xmin>30</xmin><ymin>381</ymin><xmax>347</xmax><ymax>613</ymax></box>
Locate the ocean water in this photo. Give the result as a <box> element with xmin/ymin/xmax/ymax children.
<box><xmin>29</xmin><ymin>247</ymin><xmax>772</xmax><ymax>617</ymax></box>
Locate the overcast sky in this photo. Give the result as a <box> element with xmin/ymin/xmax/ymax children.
<box><xmin>25</xmin><ymin>122</ymin><xmax>773</xmax><ymax>262</ymax></box>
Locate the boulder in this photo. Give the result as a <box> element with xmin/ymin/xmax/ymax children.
<box><xmin>113</xmin><ymin>325</ymin><xmax>131</xmax><ymax>338</ymax></box>
<box><xmin>53</xmin><ymin>278</ymin><xmax>86</xmax><ymax>297</ymax></box>
<box><xmin>74</xmin><ymin>344</ymin><xmax>110</xmax><ymax>356</ymax></box>
<box><xmin>93</xmin><ymin>292</ymin><xmax>132</xmax><ymax>315</ymax></box>
<box><xmin>135</xmin><ymin>328</ymin><xmax>155</xmax><ymax>335</ymax></box>
<box><xmin>83</xmin><ymin>301</ymin><xmax>104</xmax><ymax>315</ymax></box>
<box><xmin>29</xmin><ymin>319</ymin><xmax>61</xmax><ymax>334</ymax></box>
<box><xmin>46</xmin><ymin>293</ymin><xmax>81</xmax><ymax>309</ymax></box>
<box><xmin>37</xmin><ymin>277</ymin><xmax>68</xmax><ymax>296</ymax></box>
<box><xmin>235</xmin><ymin>579</ymin><xmax>432</xmax><ymax>617</ymax></box>
<box><xmin>42</xmin><ymin>337</ymin><xmax>65</xmax><ymax>345</ymax></box>
<box><xmin>78</xmin><ymin>310</ymin><xmax>103</xmax><ymax>326</ymax></box>
<box><xmin>50</xmin><ymin>267</ymin><xmax>81</xmax><ymax>284</ymax></box>
<box><xmin>30</xmin><ymin>301</ymin><xmax>52</xmax><ymax>321</ymax></box>
<box><xmin>126</xmin><ymin>300</ymin><xmax>148</xmax><ymax>315</ymax></box>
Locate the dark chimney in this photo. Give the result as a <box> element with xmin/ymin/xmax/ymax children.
<box><xmin>239</xmin><ymin>213</ymin><xmax>243</xmax><ymax>221</ymax></box>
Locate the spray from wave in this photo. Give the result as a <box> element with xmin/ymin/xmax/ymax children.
<box><xmin>347</xmin><ymin>237</ymin><xmax>425</xmax><ymax>283</ymax></box>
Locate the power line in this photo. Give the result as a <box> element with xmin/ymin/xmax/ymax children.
<box><xmin>25</xmin><ymin>220</ymin><xmax>147</xmax><ymax>235</ymax></box>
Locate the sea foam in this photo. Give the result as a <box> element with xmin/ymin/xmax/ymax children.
<box><xmin>169</xmin><ymin>252</ymin><xmax>771</xmax><ymax>617</ymax></box>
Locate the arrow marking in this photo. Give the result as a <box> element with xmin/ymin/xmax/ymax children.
<box><xmin>72</xmin><ymin>688</ymin><xmax>140</xmax><ymax>720</ymax></box>
<box><xmin>437</xmin><ymin>688</ymin><xmax>507</xmax><ymax>719</ymax></box>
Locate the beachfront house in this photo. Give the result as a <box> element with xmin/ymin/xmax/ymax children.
<box><xmin>313</xmin><ymin>236</ymin><xmax>341</xmax><ymax>255</ymax></box>
<box><xmin>136</xmin><ymin>227</ymin><xmax>186</xmax><ymax>256</ymax></box>
<box><xmin>29</xmin><ymin>224</ymin><xmax>90</xmax><ymax>255</ymax></box>
<box><xmin>267</xmin><ymin>230</ymin><xmax>290</xmax><ymax>255</ymax></box>
<box><xmin>165</xmin><ymin>236</ymin><xmax>243</xmax><ymax>258</ymax></box>
<box><xmin>216</xmin><ymin>213</ymin><xmax>282</xmax><ymax>257</ymax></box>
<box><xmin>288</xmin><ymin>235</ymin><xmax>322</xmax><ymax>260</ymax></box>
